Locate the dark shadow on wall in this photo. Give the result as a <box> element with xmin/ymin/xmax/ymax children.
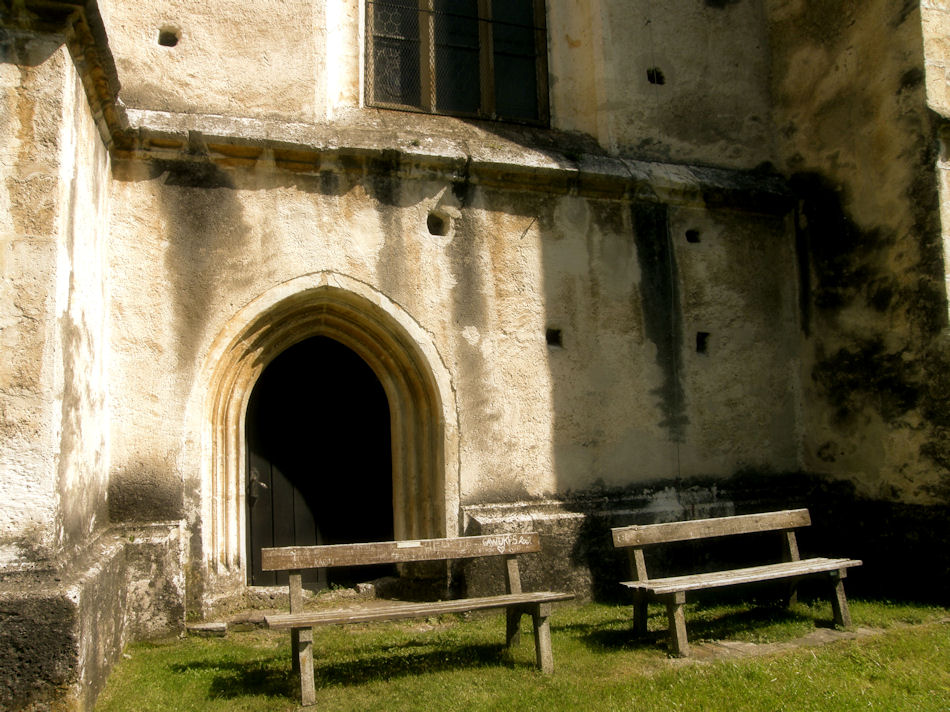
<box><xmin>451</xmin><ymin>78</ymin><xmax>950</xmax><ymax>602</ymax></box>
<box><xmin>792</xmin><ymin>169</ymin><xmax>950</xmax><ymax>496</ymax></box>
<box><xmin>108</xmin><ymin>463</ymin><xmax>183</xmax><ymax>522</ymax></box>
<box><xmin>0</xmin><ymin>595</ymin><xmax>76</xmax><ymax>711</ymax></box>
<box><xmin>153</xmin><ymin>159</ymin><xmax>254</xmax><ymax>372</ymax></box>
<box><xmin>107</xmin><ymin>158</ymin><xmax>256</xmax><ymax>525</ymax></box>
<box><xmin>0</xmin><ymin>25</ymin><xmax>63</xmax><ymax>67</ymax></box>
<box><xmin>557</xmin><ymin>472</ymin><xmax>950</xmax><ymax>606</ymax></box>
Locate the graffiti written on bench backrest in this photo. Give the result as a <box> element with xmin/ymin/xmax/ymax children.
<box><xmin>481</xmin><ymin>534</ymin><xmax>534</xmax><ymax>554</ymax></box>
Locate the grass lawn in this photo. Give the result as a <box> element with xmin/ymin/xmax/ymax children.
<box><xmin>95</xmin><ymin>599</ymin><xmax>950</xmax><ymax>711</ymax></box>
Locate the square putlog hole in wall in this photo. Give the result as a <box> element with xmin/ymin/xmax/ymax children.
<box><xmin>696</xmin><ymin>331</ymin><xmax>710</xmax><ymax>354</ymax></box>
<box><xmin>546</xmin><ymin>328</ymin><xmax>563</xmax><ymax>348</ymax></box>
<box><xmin>427</xmin><ymin>212</ymin><xmax>449</xmax><ymax>236</ymax></box>
<box><xmin>157</xmin><ymin>26</ymin><xmax>181</xmax><ymax>47</ymax></box>
<box><xmin>646</xmin><ymin>67</ymin><xmax>666</xmax><ymax>85</ymax></box>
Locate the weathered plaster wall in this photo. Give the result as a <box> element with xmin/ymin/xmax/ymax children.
<box><xmin>543</xmin><ymin>200</ymin><xmax>800</xmax><ymax>487</ymax></box>
<box><xmin>767</xmin><ymin>0</ymin><xmax>950</xmax><ymax>503</ymax></box>
<box><xmin>0</xmin><ymin>32</ymin><xmax>63</xmax><ymax>567</ymax></box>
<box><xmin>56</xmin><ymin>28</ymin><xmax>112</xmax><ymax>562</ymax></box>
<box><xmin>922</xmin><ymin>0</ymin><xmax>950</xmax><ymax>118</ymax></box>
<box><xmin>584</xmin><ymin>0</ymin><xmax>774</xmax><ymax>167</ymax></box>
<box><xmin>98</xmin><ymin>0</ymin><xmax>774</xmax><ymax>168</ymax></box>
<box><xmin>104</xmin><ymin>122</ymin><xmax>802</xmax><ymax>603</ymax></box>
<box><xmin>98</xmin><ymin>0</ymin><xmax>322</xmax><ymax>122</ymax></box>
<box><xmin>0</xmin><ymin>15</ymin><xmax>180</xmax><ymax>712</ymax></box>
<box><xmin>0</xmin><ymin>30</ymin><xmax>111</xmax><ymax>568</ymax></box>
<box><xmin>5</xmin><ymin>2</ymin><xmax>950</xmax><ymax>709</ymax></box>
<box><xmin>0</xmin><ymin>523</ymin><xmax>184</xmax><ymax>712</ymax></box>
<box><xmin>545</xmin><ymin>0</ymin><xmax>604</xmax><ymax>138</ymax></box>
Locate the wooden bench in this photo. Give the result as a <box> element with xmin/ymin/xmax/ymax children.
<box><xmin>611</xmin><ymin>509</ymin><xmax>862</xmax><ymax>657</ymax></box>
<box><xmin>261</xmin><ymin>533</ymin><xmax>574</xmax><ymax>706</ymax></box>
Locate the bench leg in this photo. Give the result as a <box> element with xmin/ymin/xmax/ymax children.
<box><xmin>632</xmin><ymin>591</ymin><xmax>649</xmax><ymax>638</ymax></box>
<box><xmin>295</xmin><ymin>627</ymin><xmax>316</xmax><ymax>707</ymax></box>
<box><xmin>506</xmin><ymin>608</ymin><xmax>523</xmax><ymax>648</ymax></box>
<box><xmin>785</xmin><ymin>578</ymin><xmax>800</xmax><ymax>608</ymax></box>
<box><xmin>830</xmin><ymin>570</ymin><xmax>852</xmax><ymax>628</ymax></box>
<box><xmin>531</xmin><ymin>603</ymin><xmax>554</xmax><ymax>674</ymax></box>
<box><xmin>665</xmin><ymin>593</ymin><xmax>690</xmax><ymax>657</ymax></box>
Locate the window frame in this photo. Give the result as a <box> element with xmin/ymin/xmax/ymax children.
<box><xmin>365</xmin><ymin>0</ymin><xmax>550</xmax><ymax>126</ymax></box>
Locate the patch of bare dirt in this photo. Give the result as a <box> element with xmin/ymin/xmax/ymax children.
<box><xmin>673</xmin><ymin>626</ymin><xmax>883</xmax><ymax>663</ymax></box>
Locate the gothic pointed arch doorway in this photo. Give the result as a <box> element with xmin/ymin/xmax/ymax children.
<box><xmin>245</xmin><ymin>336</ymin><xmax>394</xmax><ymax>586</ymax></box>
<box><xmin>199</xmin><ymin>275</ymin><xmax>458</xmax><ymax>596</ymax></box>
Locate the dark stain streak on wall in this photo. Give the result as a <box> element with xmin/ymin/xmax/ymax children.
<box><xmin>632</xmin><ymin>201</ymin><xmax>687</xmax><ymax>442</ymax></box>
<box><xmin>151</xmin><ymin>159</ymin><xmax>236</xmax><ymax>190</ymax></box>
<box><xmin>812</xmin><ymin>338</ymin><xmax>921</xmax><ymax>424</ymax></box>
<box><xmin>367</xmin><ymin>150</ymin><xmax>402</xmax><ymax>207</ymax></box>
<box><xmin>790</xmin><ymin>172</ymin><xmax>887</xmax><ymax>314</ymax></box>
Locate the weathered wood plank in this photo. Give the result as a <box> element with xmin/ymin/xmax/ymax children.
<box><xmin>619</xmin><ymin>557</ymin><xmax>862</xmax><ymax>595</ymax></box>
<box><xmin>505</xmin><ymin>554</ymin><xmax>522</xmax><ymax>594</ymax></box>
<box><xmin>666</xmin><ymin>592</ymin><xmax>689</xmax><ymax>657</ymax></box>
<box><xmin>632</xmin><ymin>591</ymin><xmax>649</xmax><ymax>637</ymax></box>
<box><xmin>532</xmin><ymin>603</ymin><xmax>554</xmax><ymax>673</ymax></box>
<box><xmin>612</xmin><ymin>509</ymin><xmax>861</xmax><ymax>660</ymax></box>
<box><xmin>265</xmin><ymin>530</ymin><xmax>572</xmax><ymax>706</ymax></box>
<box><xmin>612</xmin><ymin>509</ymin><xmax>812</xmax><ymax>547</ymax></box>
<box><xmin>265</xmin><ymin>591</ymin><xmax>574</xmax><ymax>629</ymax></box>
<box><xmin>830</xmin><ymin>569</ymin><xmax>852</xmax><ymax>627</ymax></box>
<box><xmin>506</xmin><ymin>608</ymin><xmax>522</xmax><ymax>648</ymax></box>
<box><xmin>261</xmin><ymin>532</ymin><xmax>541</xmax><ymax>571</ymax></box>
<box><xmin>504</xmin><ymin>554</ymin><xmax>524</xmax><ymax>647</ymax></box>
<box><xmin>297</xmin><ymin>627</ymin><xmax>315</xmax><ymax>706</ymax></box>
<box><xmin>629</xmin><ymin>548</ymin><xmax>648</xmax><ymax>581</ymax></box>
<box><xmin>782</xmin><ymin>530</ymin><xmax>801</xmax><ymax>606</ymax></box>
<box><xmin>782</xmin><ymin>530</ymin><xmax>800</xmax><ymax>562</ymax></box>
<box><xmin>289</xmin><ymin>571</ymin><xmax>303</xmax><ymax>676</ymax></box>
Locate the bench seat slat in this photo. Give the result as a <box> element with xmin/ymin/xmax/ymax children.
<box><xmin>265</xmin><ymin>591</ymin><xmax>574</xmax><ymax>629</ymax></box>
<box><xmin>261</xmin><ymin>533</ymin><xmax>540</xmax><ymax>571</ymax></box>
<box><xmin>620</xmin><ymin>557</ymin><xmax>862</xmax><ymax>595</ymax></box>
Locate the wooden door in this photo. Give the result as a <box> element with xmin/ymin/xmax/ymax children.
<box><xmin>245</xmin><ymin>336</ymin><xmax>394</xmax><ymax>587</ymax></box>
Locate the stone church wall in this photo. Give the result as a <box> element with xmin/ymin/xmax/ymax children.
<box><xmin>2</xmin><ymin>1</ymin><xmax>950</xmax><ymax>709</ymax></box>
<box><xmin>0</xmin><ymin>29</ymin><xmax>110</xmax><ymax>571</ymax></box>
<box><xmin>102</xmin><ymin>124</ymin><xmax>801</xmax><ymax>609</ymax></box>
<box><xmin>95</xmin><ymin>0</ymin><xmax>803</xmax><ymax>610</ymax></box>
<box><xmin>768</xmin><ymin>0</ymin><xmax>949</xmax><ymax>504</ymax></box>
<box><xmin>0</xmin><ymin>19</ymin><xmax>184</xmax><ymax>711</ymax></box>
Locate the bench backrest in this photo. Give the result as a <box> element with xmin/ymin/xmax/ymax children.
<box><xmin>611</xmin><ymin>509</ymin><xmax>810</xmax><ymax>583</ymax></box>
<box><xmin>263</xmin><ymin>533</ymin><xmax>541</xmax><ymax>613</ymax></box>
<box><xmin>261</xmin><ymin>532</ymin><xmax>541</xmax><ymax>572</ymax></box>
<box><xmin>611</xmin><ymin>509</ymin><xmax>810</xmax><ymax>548</ymax></box>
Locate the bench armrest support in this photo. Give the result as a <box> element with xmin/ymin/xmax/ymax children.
<box><xmin>782</xmin><ymin>530</ymin><xmax>800</xmax><ymax>562</ymax></box>
<box><xmin>628</xmin><ymin>547</ymin><xmax>648</xmax><ymax>581</ymax></box>
<box><xmin>505</xmin><ymin>554</ymin><xmax>523</xmax><ymax>594</ymax></box>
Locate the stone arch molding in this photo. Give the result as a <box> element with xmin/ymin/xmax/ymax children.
<box><xmin>199</xmin><ymin>272</ymin><xmax>459</xmax><ymax>582</ymax></box>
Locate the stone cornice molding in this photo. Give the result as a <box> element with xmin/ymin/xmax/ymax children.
<box><xmin>3</xmin><ymin>0</ymin><xmax>128</xmax><ymax>149</ymax></box>
<box><xmin>121</xmin><ymin>107</ymin><xmax>792</xmax><ymax>212</ymax></box>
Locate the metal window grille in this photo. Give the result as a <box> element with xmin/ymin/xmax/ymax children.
<box><xmin>366</xmin><ymin>0</ymin><xmax>548</xmax><ymax>125</ymax></box>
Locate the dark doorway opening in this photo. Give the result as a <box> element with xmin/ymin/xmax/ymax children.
<box><xmin>245</xmin><ymin>336</ymin><xmax>394</xmax><ymax>587</ymax></box>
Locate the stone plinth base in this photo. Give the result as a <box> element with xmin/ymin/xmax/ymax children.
<box><xmin>0</xmin><ymin>523</ymin><xmax>184</xmax><ymax>712</ymax></box>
